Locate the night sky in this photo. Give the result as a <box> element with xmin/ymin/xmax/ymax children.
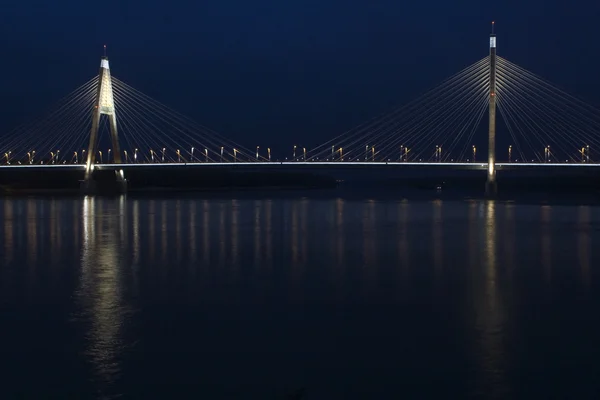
<box><xmin>1</xmin><ymin>0</ymin><xmax>599</xmax><ymax>153</ymax></box>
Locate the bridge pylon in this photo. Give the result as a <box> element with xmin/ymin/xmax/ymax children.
<box><xmin>486</xmin><ymin>22</ymin><xmax>498</xmax><ymax>197</ymax></box>
<box><xmin>81</xmin><ymin>48</ymin><xmax>127</xmax><ymax>194</ymax></box>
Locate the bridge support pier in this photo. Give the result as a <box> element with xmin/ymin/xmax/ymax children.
<box><xmin>486</xmin><ymin>23</ymin><xmax>498</xmax><ymax>198</ymax></box>
<box><xmin>80</xmin><ymin>168</ymin><xmax>127</xmax><ymax>195</ymax></box>
<box><xmin>485</xmin><ymin>179</ymin><xmax>497</xmax><ymax>198</ymax></box>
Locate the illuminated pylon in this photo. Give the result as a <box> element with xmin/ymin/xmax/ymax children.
<box><xmin>84</xmin><ymin>48</ymin><xmax>122</xmax><ymax>179</ymax></box>
<box><xmin>486</xmin><ymin>21</ymin><xmax>498</xmax><ymax>197</ymax></box>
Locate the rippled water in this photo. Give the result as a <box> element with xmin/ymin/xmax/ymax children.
<box><xmin>1</xmin><ymin>194</ymin><xmax>600</xmax><ymax>399</ymax></box>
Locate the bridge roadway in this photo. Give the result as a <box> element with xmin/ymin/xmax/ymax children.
<box><xmin>0</xmin><ymin>161</ymin><xmax>599</xmax><ymax>170</ymax></box>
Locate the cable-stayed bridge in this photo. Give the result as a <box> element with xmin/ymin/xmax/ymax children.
<box><xmin>1</xmin><ymin>28</ymin><xmax>599</xmax><ymax>194</ymax></box>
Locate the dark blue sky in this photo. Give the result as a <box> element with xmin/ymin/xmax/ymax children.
<box><xmin>1</xmin><ymin>0</ymin><xmax>599</xmax><ymax>151</ymax></box>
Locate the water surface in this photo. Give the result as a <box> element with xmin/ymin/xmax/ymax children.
<box><xmin>1</xmin><ymin>194</ymin><xmax>599</xmax><ymax>399</ymax></box>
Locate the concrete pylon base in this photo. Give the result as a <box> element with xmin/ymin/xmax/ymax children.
<box><xmin>485</xmin><ymin>180</ymin><xmax>498</xmax><ymax>198</ymax></box>
<box><xmin>80</xmin><ymin>172</ymin><xmax>128</xmax><ymax>195</ymax></box>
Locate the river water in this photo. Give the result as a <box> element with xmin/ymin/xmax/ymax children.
<box><xmin>1</xmin><ymin>194</ymin><xmax>599</xmax><ymax>399</ymax></box>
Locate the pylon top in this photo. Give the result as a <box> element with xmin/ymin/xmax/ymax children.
<box><xmin>100</xmin><ymin>45</ymin><xmax>110</xmax><ymax>69</ymax></box>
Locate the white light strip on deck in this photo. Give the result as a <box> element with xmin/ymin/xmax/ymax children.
<box><xmin>0</xmin><ymin>162</ymin><xmax>598</xmax><ymax>169</ymax></box>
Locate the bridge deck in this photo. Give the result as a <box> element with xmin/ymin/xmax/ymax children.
<box><xmin>0</xmin><ymin>162</ymin><xmax>599</xmax><ymax>169</ymax></box>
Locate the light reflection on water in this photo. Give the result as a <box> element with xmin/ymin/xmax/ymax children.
<box><xmin>478</xmin><ymin>200</ymin><xmax>506</xmax><ymax>397</ymax></box>
<box><xmin>202</xmin><ymin>200</ymin><xmax>210</xmax><ymax>265</ymax></box>
<box><xmin>541</xmin><ymin>205</ymin><xmax>552</xmax><ymax>284</ymax></box>
<box><xmin>189</xmin><ymin>200</ymin><xmax>196</xmax><ymax>264</ymax></box>
<box><xmin>432</xmin><ymin>199</ymin><xmax>443</xmax><ymax>282</ymax></box>
<box><xmin>231</xmin><ymin>199</ymin><xmax>239</xmax><ymax>271</ymax></box>
<box><xmin>578</xmin><ymin>205</ymin><xmax>592</xmax><ymax>290</ymax></box>
<box><xmin>76</xmin><ymin>196</ymin><xmax>133</xmax><ymax>394</ymax></box>
<box><xmin>4</xmin><ymin>200</ymin><xmax>14</xmax><ymax>264</ymax></box>
<box><xmin>1</xmin><ymin>196</ymin><xmax>600</xmax><ymax>398</ymax></box>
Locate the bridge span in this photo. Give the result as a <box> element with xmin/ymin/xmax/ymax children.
<box><xmin>2</xmin><ymin>26</ymin><xmax>600</xmax><ymax>195</ymax></box>
<box><xmin>1</xmin><ymin>161</ymin><xmax>600</xmax><ymax>171</ymax></box>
